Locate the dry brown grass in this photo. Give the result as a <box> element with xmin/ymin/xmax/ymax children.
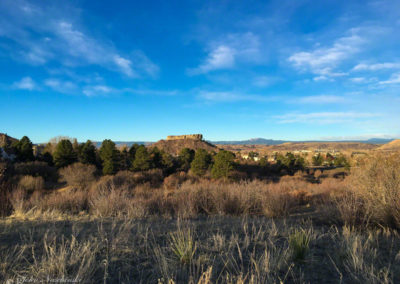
<box><xmin>335</xmin><ymin>153</ymin><xmax>400</xmax><ymax>228</ymax></box>
<box><xmin>2</xmin><ymin>153</ymin><xmax>400</xmax><ymax>283</ymax></box>
<box><xmin>6</xmin><ymin>153</ymin><xmax>400</xmax><ymax>231</ymax></box>
<box><xmin>2</xmin><ymin>217</ymin><xmax>398</xmax><ymax>283</ymax></box>
<box><xmin>7</xmin><ymin>173</ymin><xmax>347</xmax><ymax>220</ymax></box>
<box><xmin>18</xmin><ymin>175</ymin><xmax>44</xmax><ymax>193</ymax></box>
<box><xmin>59</xmin><ymin>162</ymin><xmax>97</xmax><ymax>190</ymax></box>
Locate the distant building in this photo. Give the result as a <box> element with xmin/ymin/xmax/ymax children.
<box><xmin>241</xmin><ymin>153</ymin><xmax>260</xmax><ymax>162</ymax></box>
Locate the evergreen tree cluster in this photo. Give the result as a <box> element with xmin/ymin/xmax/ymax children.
<box><xmin>2</xmin><ymin>135</ymin><xmax>349</xmax><ymax>180</ymax></box>
<box><xmin>2</xmin><ymin>135</ymin><xmax>243</xmax><ymax>179</ymax></box>
<box><xmin>275</xmin><ymin>152</ymin><xmax>306</xmax><ymax>175</ymax></box>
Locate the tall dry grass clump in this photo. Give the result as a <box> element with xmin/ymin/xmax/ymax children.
<box><xmin>18</xmin><ymin>175</ymin><xmax>44</xmax><ymax>193</ymax></box>
<box><xmin>338</xmin><ymin>153</ymin><xmax>400</xmax><ymax>228</ymax></box>
<box><xmin>59</xmin><ymin>162</ymin><xmax>97</xmax><ymax>190</ymax></box>
<box><xmin>88</xmin><ymin>174</ymin><xmax>147</xmax><ymax>217</ymax></box>
<box><xmin>0</xmin><ymin>181</ymin><xmax>13</xmax><ymax>216</ymax></box>
<box><xmin>169</xmin><ymin>179</ymin><xmax>300</xmax><ymax>218</ymax></box>
<box><xmin>38</xmin><ymin>190</ymin><xmax>89</xmax><ymax>214</ymax></box>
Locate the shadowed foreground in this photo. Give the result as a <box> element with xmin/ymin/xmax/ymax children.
<box><xmin>1</xmin><ymin>216</ymin><xmax>399</xmax><ymax>283</ymax></box>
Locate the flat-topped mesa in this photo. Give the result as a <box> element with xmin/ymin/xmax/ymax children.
<box><xmin>166</xmin><ymin>134</ymin><xmax>203</xmax><ymax>141</ymax></box>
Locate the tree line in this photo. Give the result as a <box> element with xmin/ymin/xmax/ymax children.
<box><xmin>2</xmin><ymin>136</ymin><xmax>350</xmax><ymax>180</ymax></box>
<box><xmin>2</xmin><ymin>136</ymin><xmax>237</xmax><ymax>179</ymax></box>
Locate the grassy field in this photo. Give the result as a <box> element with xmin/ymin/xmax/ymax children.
<box><xmin>1</xmin><ymin>216</ymin><xmax>399</xmax><ymax>283</ymax></box>
<box><xmin>1</xmin><ymin>153</ymin><xmax>400</xmax><ymax>283</ymax></box>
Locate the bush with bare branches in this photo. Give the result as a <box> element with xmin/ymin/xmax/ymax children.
<box><xmin>336</xmin><ymin>153</ymin><xmax>400</xmax><ymax>228</ymax></box>
<box><xmin>59</xmin><ymin>162</ymin><xmax>97</xmax><ymax>190</ymax></box>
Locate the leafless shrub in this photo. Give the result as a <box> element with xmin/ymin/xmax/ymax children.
<box><xmin>59</xmin><ymin>162</ymin><xmax>97</xmax><ymax>190</ymax></box>
<box><xmin>89</xmin><ymin>187</ymin><xmax>134</xmax><ymax>217</ymax></box>
<box><xmin>134</xmin><ymin>168</ymin><xmax>164</xmax><ymax>186</ymax></box>
<box><xmin>18</xmin><ymin>175</ymin><xmax>44</xmax><ymax>193</ymax></box>
<box><xmin>0</xmin><ymin>181</ymin><xmax>13</xmax><ymax>216</ymax></box>
<box><xmin>164</xmin><ymin>172</ymin><xmax>188</xmax><ymax>189</ymax></box>
<box><xmin>39</xmin><ymin>190</ymin><xmax>89</xmax><ymax>214</ymax></box>
<box><xmin>10</xmin><ymin>188</ymin><xmax>27</xmax><ymax>216</ymax></box>
<box><xmin>337</xmin><ymin>153</ymin><xmax>400</xmax><ymax>228</ymax></box>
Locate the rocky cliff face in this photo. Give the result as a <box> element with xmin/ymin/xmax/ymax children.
<box><xmin>0</xmin><ymin>133</ymin><xmax>17</xmax><ymax>148</ymax></box>
<box><xmin>166</xmin><ymin>134</ymin><xmax>203</xmax><ymax>141</ymax></box>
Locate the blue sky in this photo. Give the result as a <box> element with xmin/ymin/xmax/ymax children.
<box><xmin>1</xmin><ymin>0</ymin><xmax>400</xmax><ymax>142</ymax></box>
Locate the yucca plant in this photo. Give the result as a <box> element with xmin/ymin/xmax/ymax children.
<box><xmin>169</xmin><ymin>228</ymin><xmax>197</xmax><ymax>265</ymax></box>
<box><xmin>288</xmin><ymin>229</ymin><xmax>312</xmax><ymax>262</ymax></box>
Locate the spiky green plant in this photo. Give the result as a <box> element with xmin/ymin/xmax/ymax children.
<box><xmin>169</xmin><ymin>228</ymin><xmax>197</xmax><ymax>265</ymax></box>
<box><xmin>288</xmin><ymin>229</ymin><xmax>311</xmax><ymax>261</ymax></box>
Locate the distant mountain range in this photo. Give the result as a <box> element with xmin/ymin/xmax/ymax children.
<box><xmin>210</xmin><ymin>138</ymin><xmax>286</xmax><ymax>145</ymax></box>
<box><xmin>93</xmin><ymin>141</ymin><xmax>150</xmax><ymax>148</ymax></box>
<box><xmin>92</xmin><ymin>137</ymin><xmax>395</xmax><ymax>147</ymax></box>
<box><xmin>210</xmin><ymin>137</ymin><xmax>395</xmax><ymax>145</ymax></box>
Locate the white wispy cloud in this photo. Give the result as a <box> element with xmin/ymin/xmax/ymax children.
<box><xmin>83</xmin><ymin>85</ymin><xmax>114</xmax><ymax>97</ymax></box>
<box><xmin>189</xmin><ymin>45</ymin><xmax>235</xmax><ymax>75</ymax></box>
<box><xmin>253</xmin><ymin>76</ymin><xmax>279</xmax><ymax>87</ymax></box>
<box><xmin>0</xmin><ymin>1</ymin><xmax>158</xmax><ymax>78</ymax></box>
<box><xmin>275</xmin><ymin>111</ymin><xmax>378</xmax><ymax>124</ymax></box>
<box><xmin>125</xmin><ymin>89</ymin><xmax>178</xmax><ymax>96</ymax></box>
<box><xmin>353</xmin><ymin>62</ymin><xmax>400</xmax><ymax>71</ymax></box>
<box><xmin>129</xmin><ymin>51</ymin><xmax>160</xmax><ymax>78</ymax></box>
<box><xmin>44</xmin><ymin>79</ymin><xmax>78</xmax><ymax>93</ymax></box>
<box><xmin>188</xmin><ymin>32</ymin><xmax>261</xmax><ymax>75</ymax></box>
<box><xmin>198</xmin><ymin>91</ymin><xmax>274</xmax><ymax>102</ymax></box>
<box><xmin>378</xmin><ymin>73</ymin><xmax>400</xmax><ymax>84</ymax></box>
<box><xmin>113</xmin><ymin>55</ymin><xmax>135</xmax><ymax>77</ymax></box>
<box><xmin>81</xmin><ymin>86</ymin><xmax>176</xmax><ymax>97</ymax></box>
<box><xmin>288</xmin><ymin>33</ymin><xmax>364</xmax><ymax>78</ymax></box>
<box><xmin>295</xmin><ymin>95</ymin><xmax>347</xmax><ymax>104</ymax></box>
<box><xmin>13</xmin><ymin>76</ymin><xmax>36</xmax><ymax>90</ymax></box>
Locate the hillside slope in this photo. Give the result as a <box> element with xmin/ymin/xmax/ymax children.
<box><xmin>378</xmin><ymin>139</ymin><xmax>400</xmax><ymax>151</ymax></box>
<box><xmin>150</xmin><ymin>139</ymin><xmax>218</xmax><ymax>155</ymax></box>
<box><xmin>0</xmin><ymin>133</ymin><xmax>18</xmax><ymax>148</ymax></box>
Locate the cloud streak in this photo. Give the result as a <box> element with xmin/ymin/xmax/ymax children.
<box><xmin>0</xmin><ymin>1</ymin><xmax>158</xmax><ymax>78</ymax></box>
<box><xmin>275</xmin><ymin>111</ymin><xmax>378</xmax><ymax>124</ymax></box>
<box><xmin>288</xmin><ymin>33</ymin><xmax>364</xmax><ymax>79</ymax></box>
<box><xmin>295</xmin><ymin>95</ymin><xmax>347</xmax><ymax>104</ymax></box>
<box><xmin>13</xmin><ymin>77</ymin><xmax>36</xmax><ymax>90</ymax></box>
<box><xmin>188</xmin><ymin>32</ymin><xmax>261</xmax><ymax>75</ymax></box>
<box><xmin>45</xmin><ymin>79</ymin><xmax>78</xmax><ymax>93</ymax></box>
<box><xmin>198</xmin><ymin>90</ymin><xmax>275</xmax><ymax>102</ymax></box>
<box><xmin>378</xmin><ymin>73</ymin><xmax>400</xmax><ymax>84</ymax></box>
<box><xmin>353</xmin><ymin>62</ymin><xmax>400</xmax><ymax>71</ymax></box>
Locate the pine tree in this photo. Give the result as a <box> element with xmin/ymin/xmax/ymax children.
<box><xmin>12</xmin><ymin>136</ymin><xmax>34</xmax><ymax>161</ymax></box>
<box><xmin>119</xmin><ymin>147</ymin><xmax>131</xmax><ymax>171</ymax></box>
<box><xmin>161</xmin><ymin>151</ymin><xmax>175</xmax><ymax>174</ymax></box>
<box><xmin>211</xmin><ymin>150</ymin><xmax>235</xmax><ymax>179</ymax></box>
<box><xmin>190</xmin><ymin>149</ymin><xmax>212</xmax><ymax>176</ymax></box>
<box><xmin>99</xmin><ymin>139</ymin><xmax>120</xmax><ymax>175</ymax></box>
<box><xmin>128</xmin><ymin>144</ymin><xmax>140</xmax><ymax>161</ymax></box>
<box><xmin>53</xmin><ymin>140</ymin><xmax>77</xmax><ymax>168</ymax></box>
<box><xmin>132</xmin><ymin>145</ymin><xmax>152</xmax><ymax>171</ymax></box>
<box><xmin>78</xmin><ymin>140</ymin><xmax>97</xmax><ymax>165</ymax></box>
<box><xmin>178</xmin><ymin>148</ymin><xmax>195</xmax><ymax>171</ymax></box>
<box><xmin>149</xmin><ymin>147</ymin><xmax>162</xmax><ymax>168</ymax></box>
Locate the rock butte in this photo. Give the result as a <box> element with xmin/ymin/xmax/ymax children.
<box><xmin>166</xmin><ymin>134</ymin><xmax>203</xmax><ymax>141</ymax></box>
